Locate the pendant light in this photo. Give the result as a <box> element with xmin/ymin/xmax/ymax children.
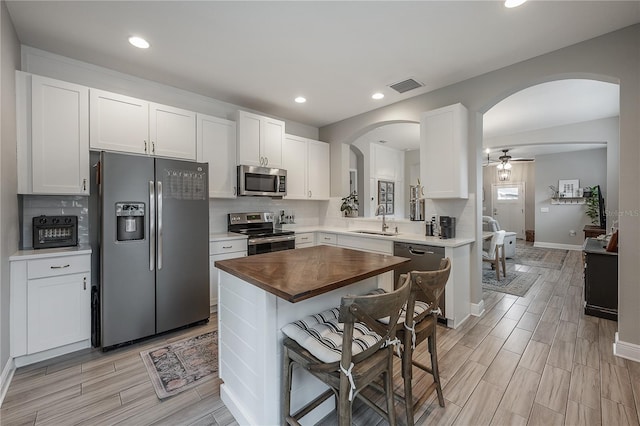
<box><xmin>497</xmin><ymin>149</ymin><xmax>512</xmax><ymax>181</ymax></box>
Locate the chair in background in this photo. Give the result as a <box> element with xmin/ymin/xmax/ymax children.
<box><xmin>483</xmin><ymin>230</ymin><xmax>506</xmax><ymax>280</ymax></box>
<box><xmin>281</xmin><ymin>275</ymin><xmax>411</xmax><ymax>426</ymax></box>
<box><xmin>396</xmin><ymin>258</ymin><xmax>451</xmax><ymax>426</ymax></box>
<box><xmin>482</xmin><ymin>215</ymin><xmax>517</xmax><ymax>258</ymax></box>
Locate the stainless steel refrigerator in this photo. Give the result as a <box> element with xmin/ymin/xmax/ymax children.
<box><xmin>99</xmin><ymin>152</ymin><xmax>209</xmax><ymax>348</ymax></box>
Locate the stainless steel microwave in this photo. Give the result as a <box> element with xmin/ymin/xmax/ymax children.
<box><xmin>237</xmin><ymin>165</ymin><xmax>287</xmax><ymax>197</ymax></box>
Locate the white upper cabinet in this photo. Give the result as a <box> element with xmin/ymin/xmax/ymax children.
<box><xmin>420</xmin><ymin>103</ymin><xmax>469</xmax><ymax>199</ymax></box>
<box><xmin>197</xmin><ymin>114</ymin><xmax>237</xmax><ymax>198</ymax></box>
<box><xmin>282</xmin><ymin>134</ymin><xmax>308</xmax><ymax>199</ymax></box>
<box><xmin>236</xmin><ymin>110</ymin><xmax>284</xmax><ymax>168</ymax></box>
<box><xmin>90</xmin><ymin>89</ymin><xmax>196</xmax><ymax>160</ymax></box>
<box><xmin>307</xmin><ymin>139</ymin><xmax>330</xmax><ymax>200</ymax></box>
<box><xmin>372</xmin><ymin>144</ymin><xmax>403</xmax><ymax>181</ymax></box>
<box><xmin>283</xmin><ymin>135</ymin><xmax>330</xmax><ymax>200</ymax></box>
<box><xmin>17</xmin><ymin>72</ymin><xmax>90</xmax><ymax>195</ymax></box>
<box><xmin>89</xmin><ymin>89</ymin><xmax>148</xmax><ymax>155</ymax></box>
<box><xmin>149</xmin><ymin>103</ymin><xmax>196</xmax><ymax>160</ymax></box>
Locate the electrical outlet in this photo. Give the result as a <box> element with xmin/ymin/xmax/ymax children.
<box><xmin>569</xmin><ymin>230</ymin><xmax>577</xmax><ymax>236</ymax></box>
<box><xmin>541</xmin><ymin>207</ymin><xmax>549</xmax><ymax>213</ymax></box>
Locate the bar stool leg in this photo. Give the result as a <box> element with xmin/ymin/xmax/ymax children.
<box><xmin>403</xmin><ymin>340</ymin><xmax>415</xmax><ymax>425</ymax></box>
<box><xmin>282</xmin><ymin>347</ymin><xmax>293</xmax><ymax>424</ymax></box>
<box><xmin>385</xmin><ymin>351</ymin><xmax>397</xmax><ymax>426</ymax></box>
<box><xmin>429</xmin><ymin>331</ymin><xmax>445</xmax><ymax>407</ymax></box>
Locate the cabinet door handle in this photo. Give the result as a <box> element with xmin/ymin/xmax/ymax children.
<box><xmin>50</xmin><ymin>264</ymin><xmax>70</xmax><ymax>269</ymax></box>
<box><xmin>301</xmin><ymin>237</ymin><xmax>309</xmax><ymax>241</ymax></box>
<box><xmin>308</xmin><ymin>190</ymin><xmax>312</xmax><ymax>198</ymax></box>
<box><xmin>83</xmin><ymin>179</ymin><xmax>87</xmax><ymax>191</ymax></box>
<box><xmin>144</xmin><ymin>140</ymin><xmax>147</xmax><ymax>153</ymax></box>
<box><xmin>152</xmin><ymin>141</ymin><xmax>156</xmax><ymax>154</ymax></box>
<box><xmin>265</xmin><ymin>157</ymin><xmax>268</xmax><ymax>166</ymax></box>
<box><xmin>83</xmin><ymin>276</ymin><xmax>87</xmax><ymax>290</ymax></box>
<box><xmin>233</xmin><ymin>186</ymin><xmax>236</xmax><ymax>196</ymax></box>
<box><xmin>222</xmin><ymin>245</ymin><xmax>232</xmax><ymax>249</ymax></box>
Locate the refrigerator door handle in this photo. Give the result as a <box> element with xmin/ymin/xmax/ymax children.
<box><xmin>149</xmin><ymin>180</ymin><xmax>155</xmax><ymax>271</ymax></box>
<box><xmin>157</xmin><ymin>181</ymin><xmax>163</xmax><ymax>270</ymax></box>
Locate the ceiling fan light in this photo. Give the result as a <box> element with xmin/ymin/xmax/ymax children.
<box><xmin>504</xmin><ymin>162</ymin><xmax>512</xmax><ymax>170</ymax></box>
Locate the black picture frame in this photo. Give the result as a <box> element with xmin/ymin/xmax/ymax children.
<box><xmin>378</xmin><ymin>180</ymin><xmax>394</xmax><ymax>215</ymax></box>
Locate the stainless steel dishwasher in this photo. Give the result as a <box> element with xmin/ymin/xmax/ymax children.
<box><xmin>393</xmin><ymin>242</ymin><xmax>446</xmax><ymax>319</ymax></box>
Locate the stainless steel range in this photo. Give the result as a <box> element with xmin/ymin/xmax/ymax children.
<box><xmin>228</xmin><ymin>212</ymin><xmax>295</xmax><ymax>255</ymax></box>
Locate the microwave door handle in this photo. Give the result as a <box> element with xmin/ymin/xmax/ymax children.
<box><xmin>149</xmin><ymin>181</ymin><xmax>155</xmax><ymax>271</ymax></box>
<box><xmin>157</xmin><ymin>181</ymin><xmax>163</xmax><ymax>270</ymax></box>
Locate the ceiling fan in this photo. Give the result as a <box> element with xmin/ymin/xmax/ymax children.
<box><xmin>483</xmin><ymin>149</ymin><xmax>534</xmax><ymax>167</ymax></box>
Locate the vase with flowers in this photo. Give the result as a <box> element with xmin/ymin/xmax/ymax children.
<box><xmin>340</xmin><ymin>191</ymin><xmax>359</xmax><ymax>217</ymax></box>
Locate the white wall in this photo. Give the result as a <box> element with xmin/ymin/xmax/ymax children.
<box><xmin>320</xmin><ymin>25</ymin><xmax>640</xmax><ymax>349</ymax></box>
<box><xmin>0</xmin><ymin>0</ymin><xmax>21</xmax><ymax>392</ymax></box>
<box><xmin>535</xmin><ymin>149</ymin><xmax>607</xmax><ymax>247</ymax></box>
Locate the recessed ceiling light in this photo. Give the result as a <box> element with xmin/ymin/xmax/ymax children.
<box><xmin>128</xmin><ymin>36</ymin><xmax>150</xmax><ymax>49</ymax></box>
<box><xmin>504</xmin><ymin>0</ymin><xmax>527</xmax><ymax>8</ymax></box>
<box><xmin>372</xmin><ymin>92</ymin><xmax>384</xmax><ymax>100</ymax></box>
<box><xmin>294</xmin><ymin>96</ymin><xmax>306</xmax><ymax>104</ymax></box>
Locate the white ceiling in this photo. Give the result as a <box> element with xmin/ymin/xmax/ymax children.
<box><xmin>6</xmin><ymin>1</ymin><xmax>640</xmax><ymax>130</ymax></box>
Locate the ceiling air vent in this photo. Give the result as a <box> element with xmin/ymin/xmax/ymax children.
<box><xmin>388</xmin><ymin>78</ymin><xmax>424</xmax><ymax>94</ymax></box>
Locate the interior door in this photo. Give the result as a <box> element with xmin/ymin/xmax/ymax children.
<box><xmin>491</xmin><ymin>182</ymin><xmax>525</xmax><ymax>239</ymax></box>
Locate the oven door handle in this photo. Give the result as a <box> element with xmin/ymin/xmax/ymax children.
<box><xmin>247</xmin><ymin>235</ymin><xmax>296</xmax><ymax>246</ymax></box>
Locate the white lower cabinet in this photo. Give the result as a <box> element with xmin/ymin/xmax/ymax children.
<box><xmin>295</xmin><ymin>232</ymin><xmax>315</xmax><ymax>249</ymax></box>
<box><xmin>10</xmin><ymin>251</ymin><xmax>91</xmax><ymax>365</ymax></box>
<box><xmin>316</xmin><ymin>232</ymin><xmax>337</xmax><ymax>246</ymax></box>
<box><xmin>27</xmin><ymin>272</ymin><xmax>90</xmax><ymax>354</ymax></box>
<box><xmin>210</xmin><ymin>239</ymin><xmax>247</xmax><ymax>306</ymax></box>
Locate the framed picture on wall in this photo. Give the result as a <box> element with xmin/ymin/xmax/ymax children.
<box><xmin>378</xmin><ymin>180</ymin><xmax>394</xmax><ymax>215</ymax></box>
<box><xmin>559</xmin><ymin>179</ymin><xmax>580</xmax><ymax>197</ymax></box>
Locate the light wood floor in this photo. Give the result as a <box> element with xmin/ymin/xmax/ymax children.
<box><xmin>3</xmin><ymin>244</ymin><xmax>639</xmax><ymax>425</ymax></box>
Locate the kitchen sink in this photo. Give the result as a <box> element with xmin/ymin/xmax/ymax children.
<box><xmin>350</xmin><ymin>230</ymin><xmax>398</xmax><ymax>236</ymax></box>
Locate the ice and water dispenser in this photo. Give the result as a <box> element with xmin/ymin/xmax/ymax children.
<box><xmin>115</xmin><ymin>202</ymin><xmax>145</xmax><ymax>241</ymax></box>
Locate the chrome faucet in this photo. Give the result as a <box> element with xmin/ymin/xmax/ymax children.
<box><xmin>376</xmin><ymin>204</ymin><xmax>389</xmax><ymax>232</ymax></box>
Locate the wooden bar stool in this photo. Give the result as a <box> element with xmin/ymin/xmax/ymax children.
<box><xmin>281</xmin><ymin>276</ymin><xmax>411</xmax><ymax>426</ymax></box>
<box><xmin>396</xmin><ymin>258</ymin><xmax>451</xmax><ymax>425</ymax></box>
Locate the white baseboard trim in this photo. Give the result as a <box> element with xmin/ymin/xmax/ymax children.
<box><xmin>613</xmin><ymin>332</ymin><xmax>640</xmax><ymax>363</ymax></box>
<box><xmin>470</xmin><ymin>300</ymin><xmax>485</xmax><ymax>317</ymax></box>
<box><xmin>13</xmin><ymin>340</ymin><xmax>90</xmax><ymax>368</ymax></box>
<box><xmin>533</xmin><ymin>242</ymin><xmax>583</xmax><ymax>251</ymax></box>
<box><xmin>0</xmin><ymin>357</ymin><xmax>16</xmax><ymax>408</ymax></box>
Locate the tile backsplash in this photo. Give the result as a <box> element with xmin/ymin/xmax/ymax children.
<box><xmin>19</xmin><ymin>195</ymin><xmax>89</xmax><ymax>249</ymax></box>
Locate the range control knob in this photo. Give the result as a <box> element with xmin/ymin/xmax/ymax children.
<box><xmin>39</xmin><ymin>217</ymin><xmax>47</xmax><ymax>224</ymax></box>
<box><xmin>64</xmin><ymin>217</ymin><xmax>72</xmax><ymax>224</ymax></box>
<box><xmin>52</xmin><ymin>218</ymin><xmax>60</xmax><ymax>224</ymax></box>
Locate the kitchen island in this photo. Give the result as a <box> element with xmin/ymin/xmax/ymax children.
<box><xmin>214</xmin><ymin>245</ymin><xmax>410</xmax><ymax>426</ymax></box>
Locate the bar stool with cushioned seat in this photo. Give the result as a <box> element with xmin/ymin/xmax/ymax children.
<box><xmin>396</xmin><ymin>258</ymin><xmax>451</xmax><ymax>426</ymax></box>
<box><xmin>281</xmin><ymin>276</ymin><xmax>411</xmax><ymax>426</ymax></box>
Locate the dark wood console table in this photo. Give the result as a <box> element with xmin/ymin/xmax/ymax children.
<box><xmin>583</xmin><ymin>225</ymin><xmax>605</xmax><ymax>239</ymax></box>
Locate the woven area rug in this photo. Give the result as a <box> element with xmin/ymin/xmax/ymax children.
<box><xmin>482</xmin><ymin>269</ymin><xmax>540</xmax><ymax>297</ymax></box>
<box><xmin>140</xmin><ymin>331</ymin><xmax>218</xmax><ymax>399</ymax></box>
<box><xmin>513</xmin><ymin>246</ymin><xmax>568</xmax><ymax>270</ymax></box>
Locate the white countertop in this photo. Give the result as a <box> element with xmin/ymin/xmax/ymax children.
<box><xmin>10</xmin><ymin>245</ymin><xmax>92</xmax><ymax>261</ymax></box>
<box><xmin>282</xmin><ymin>225</ymin><xmax>475</xmax><ymax>248</ymax></box>
<box><xmin>209</xmin><ymin>232</ymin><xmax>247</xmax><ymax>242</ymax></box>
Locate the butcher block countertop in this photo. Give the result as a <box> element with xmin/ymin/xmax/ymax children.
<box><xmin>214</xmin><ymin>245</ymin><xmax>410</xmax><ymax>303</ymax></box>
